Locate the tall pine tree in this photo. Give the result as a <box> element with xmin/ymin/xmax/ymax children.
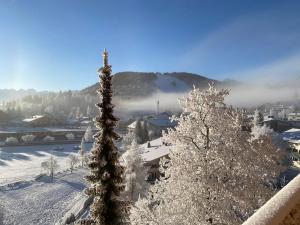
<box><xmin>80</xmin><ymin>49</ymin><xmax>128</xmax><ymax>225</ymax></box>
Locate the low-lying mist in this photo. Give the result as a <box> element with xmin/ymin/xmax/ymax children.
<box><xmin>115</xmin><ymin>82</ymin><xmax>299</xmax><ymax>114</ymax></box>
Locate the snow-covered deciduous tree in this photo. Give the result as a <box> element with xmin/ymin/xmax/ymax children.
<box><xmin>43</xmin><ymin>135</ymin><xmax>55</xmax><ymax>142</ymax></box>
<box><xmin>251</xmin><ymin>124</ymin><xmax>273</xmax><ymax>140</ymax></box>
<box><xmin>78</xmin><ymin>138</ymin><xmax>86</xmax><ymax>167</ymax></box>
<box><xmin>66</xmin><ymin>133</ymin><xmax>75</xmax><ymax>140</ymax></box>
<box><xmin>253</xmin><ymin>109</ymin><xmax>264</xmax><ymax>126</ymax></box>
<box><xmin>123</xmin><ymin>140</ymin><xmax>148</xmax><ymax>202</ymax></box>
<box><xmin>84</xmin><ymin>126</ymin><xmax>93</xmax><ymax>142</ymax></box>
<box><xmin>41</xmin><ymin>155</ymin><xmax>59</xmax><ymax>181</ymax></box>
<box><xmin>21</xmin><ymin>134</ymin><xmax>36</xmax><ymax>143</ymax></box>
<box><xmin>5</xmin><ymin>137</ymin><xmax>18</xmax><ymax>145</ymax></box>
<box><xmin>79</xmin><ymin>50</ymin><xmax>129</xmax><ymax>225</ymax></box>
<box><xmin>68</xmin><ymin>154</ymin><xmax>79</xmax><ymax>173</ymax></box>
<box><xmin>131</xmin><ymin>84</ymin><xmax>284</xmax><ymax>225</ymax></box>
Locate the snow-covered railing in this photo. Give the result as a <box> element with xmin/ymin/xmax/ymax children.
<box><xmin>243</xmin><ymin>174</ymin><xmax>300</xmax><ymax>225</ymax></box>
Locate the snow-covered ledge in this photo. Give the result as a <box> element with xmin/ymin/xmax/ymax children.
<box><xmin>243</xmin><ymin>174</ymin><xmax>300</xmax><ymax>225</ymax></box>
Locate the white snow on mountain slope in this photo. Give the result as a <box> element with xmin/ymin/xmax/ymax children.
<box><xmin>154</xmin><ymin>74</ymin><xmax>190</xmax><ymax>93</ymax></box>
<box><xmin>0</xmin><ymin>143</ymin><xmax>92</xmax><ymax>185</ymax></box>
<box><xmin>0</xmin><ymin>169</ymin><xmax>87</xmax><ymax>225</ymax></box>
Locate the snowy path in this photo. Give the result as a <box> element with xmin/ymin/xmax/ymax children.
<box><xmin>0</xmin><ymin>169</ymin><xmax>88</xmax><ymax>225</ymax></box>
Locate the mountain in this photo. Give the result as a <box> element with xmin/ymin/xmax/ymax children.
<box><xmin>0</xmin><ymin>89</ymin><xmax>39</xmax><ymax>102</ymax></box>
<box><xmin>82</xmin><ymin>72</ymin><xmax>236</xmax><ymax>99</ymax></box>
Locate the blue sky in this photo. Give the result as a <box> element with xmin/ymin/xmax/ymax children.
<box><xmin>1</xmin><ymin>0</ymin><xmax>300</xmax><ymax>91</ymax></box>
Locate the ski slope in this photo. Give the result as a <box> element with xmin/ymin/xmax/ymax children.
<box><xmin>154</xmin><ymin>73</ymin><xmax>190</xmax><ymax>93</ymax></box>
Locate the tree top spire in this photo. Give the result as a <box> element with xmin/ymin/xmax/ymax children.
<box><xmin>103</xmin><ymin>48</ymin><xmax>108</xmax><ymax>67</ymax></box>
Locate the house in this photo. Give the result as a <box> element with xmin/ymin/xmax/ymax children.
<box><xmin>0</xmin><ymin>127</ymin><xmax>89</xmax><ymax>144</ymax></box>
<box><xmin>67</xmin><ymin>116</ymin><xmax>93</xmax><ymax>127</ymax></box>
<box><xmin>128</xmin><ymin>112</ymin><xmax>177</xmax><ymax>139</ymax></box>
<box><xmin>263</xmin><ymin>119</ymin><xmax>300</xmax><ymax>132</ymax></box>
<box><xmin>281</xmin><ymin>128</ymin><xmax>300</xmax><ymax>161</ymax></box>
<box><xmin>288</xmin><ymin>112</ymin><xmax>300</xmax><ymax>121</ymax></box>
<box><xmin>282</xmin><ymin>128</ymin><xmax>300</xmax><ymax>140</ymax></box>
<box><xmin>140</xmin><ymin>138</ymin><xmax>170</xmax><ymax>182</ymax></box>
<box><xmin>23</xmin><ymin>114</ymin><xmax>62</xmax><ymax>127</ymax></box>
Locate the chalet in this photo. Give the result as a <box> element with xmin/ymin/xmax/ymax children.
<box><xmin>23</xmin><ymin>114</ymin><xmax>62</xmax><ymax>127</ymax></box>
<box><xmin>282</xmin><ymin>128</ymin><xmax>300</xmax><ymax>161</ymax></box>
<box><xmin>128</xmin><ymin>112</ymin><xmax>177</xmax><ymax>138</ymax></box>
<box><xmin>263</xmin><ymin>119</ymin><xmax>300</xmax><ymax>133</ymax></box>
<box><xmin>288</xmin><ymin>112</ymin><xmax>300</xmax><ymax>121</ymax></box>
<box><xmin>0</xmin><ymin>127</ymin><xmax>88</xmax><ymax>144</ymax></box>
<box><xmin>140</xmin><ymin>138</ymin><xmax>170</xmax><ymax>182</ymax></box>
<box><xmin>67</xmin><ymin>116</ymin><xmax>93</xmax><ymax>127</ymax></box>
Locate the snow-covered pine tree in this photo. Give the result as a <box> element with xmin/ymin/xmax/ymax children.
<box><xmin>123</xmin><ymin>140</ymin><xmax>148</xmax><ymax>202</ymax></box>
<box><xmin>76</xmin><ymin>106</ymin><xmax>81</xmax><ymax>119</ymax></box>
<box><xmin>84</xmin><ymin>126</ymin><xmax>94</xmax><ymax>142</ymax></box>
<box><xmin>134</xmin><ymin>118</ymin><xmax>149</xmax><ymax>144</ymax></box>
<box><xmin>134</xmin><ymin>118</ymin><xmax>143</xmax><ymax>144</ymax></box>
<box><xmin>79</xmin><ymin>138</ymin><xmax>86</xmax><ymax>167</ymax></box>
<box><xmin>87</xmin><ymin>105</ymin><xmax>92</xmax><ymax>118</ymax></box>
<box><xmin>79</xmin><ymin>49</ymin><xmax>129</xmax><ymax>225</ymax></box>
<box><xmin>131</xmin><ymin>84</ymin><xmax>284</xmax><ymax>225</ymax></box>
<box><xmin>253</xmin><ymin>109</ymin><xmax>264</xmax><ymax>126</ymax></box>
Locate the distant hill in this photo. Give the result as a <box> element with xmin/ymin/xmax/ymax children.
<box><xmin>81</xmin><ymin>72</ymin><xmax>237</xmax><ymax>99</ymax></box>
<box><xmin>0</xmin><ymin>89</ymin><xmax>39</xmax><ymax>102</ymax></box>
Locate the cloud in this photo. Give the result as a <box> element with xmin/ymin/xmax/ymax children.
<box><xmin>180</xmin><ymin>6</ymin><xmax>300</xmax><ymax>78</ymax></box>
<box><xmin>226</xmin><ymin>84</ymin><xmax>298</xmax><ymax>107</ymax></box>
<box><xmin>227</xmin><ymin>53</ymin><xmax>300</xmax><ymax>83</ymax></box>
<box><xmin>115</xmin><ymin>91</ymin><xmax>184</xmax><ymax>115</ymax></box>
<box><xmin>115</xmin><ymin>80</ymin><xmax>300</xmax><ymax>113</ymax></box>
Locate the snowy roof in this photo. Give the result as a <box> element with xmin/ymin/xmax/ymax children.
<box><xmin>128</xmin><ymin>121</ymin><xmax>137</xmax><ymax>129</ymax></box>
<box><xmin>286</xmin><ymin>139</ymin><xmax>300</xmax><ymax>144</ymax></box>
<box><xmin>283</xmin><ymin>128</ymin><xmax>300</xmax><ymax>133</ymax></box>
<box><xmin>80</xmin><ymin>120</ymin><xmax>92</xmax><ymax>125</ymax></box>
<box><xmin>128</xmin><ymin>113</ymin><xmax>177</xmax><ymax>129</ymax></box>
<box><xmin>139</xmin><ymin>138</ymin><xmax>170</xmax><ymax>162</ymax></box>
<box><xmin>263</xmin><ymin>117</ymin><xmax>274</xmax><ymax>122</ymax></box>
<box><xmin>23</xmin><ymin>115</ymin><xmax>45</xmax><ymax>122</ymax></box>
<box><xmin>146</xmin><ymin>117</ymin><xmax>177</xmax><ymax>127</ymax></box>
<box><xmin>288</xmin><ymin>113</ymin><xmax>300</xmax><ymax>116</ymax></box>
<box><xmin>282</xmin><ymin>128</ymin><xmax>300</xmax><ymax>141</ymax></box>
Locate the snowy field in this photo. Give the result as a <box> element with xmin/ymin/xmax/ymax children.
<box><xmin>0</xmin><ymin>143</ymin><xmax>92</xmax><ymax>185</ymax></box>
<box><xmin>0</xmin><ymin>169</ymin><xmax>88</xmax><ymax>225</ymax></box>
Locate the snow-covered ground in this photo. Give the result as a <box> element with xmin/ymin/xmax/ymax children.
<box><xmin>0</xmin><ymin>143</ymin><xmax>92</xmax><ymax>185</ymax></box>
<box><xmin>0</xmin><ymin>169</ymin><xmax>88</xmax><ymax>225</ymax></box>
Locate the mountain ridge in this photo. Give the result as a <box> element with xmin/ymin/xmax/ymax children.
<box><xmin>81</xmin><ymin>71</ymin><xmax>238</xmax><ymax>99</ymax></box>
